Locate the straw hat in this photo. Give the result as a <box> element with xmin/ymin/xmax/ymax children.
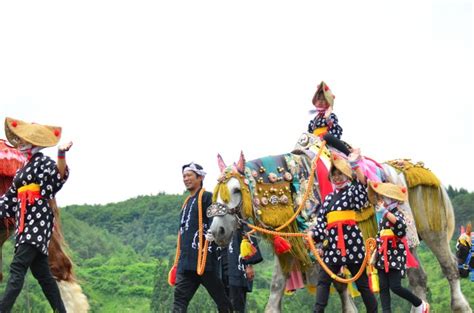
<box><xmin>330</xmin><ymin>154</ymin><xmax>353</xmax><ymax>179</ymax></box>
<box><xmin>367</xmin><ymin>181</ymin><xmax>408</xmax><ymax>204</ymax></box>
<box><xmin>4</xmin><ymin>117</ymin><xmax>61</xmax><ymax>148</ymax></box>
<box><xmin>312</xmin><ymin>81</ymin><xmax>335</xmax><ymax>107</ymax></box>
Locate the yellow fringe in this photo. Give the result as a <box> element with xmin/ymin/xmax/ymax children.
<box><xmin>405</xmin><ymin>167</ymin><xmax>440</xmax><ymax>188</ymax></box>
<box><xmin>409</xmin><ymin>186</ymin><xmax>444</xmax><ymax>233</ymax></box>
<box><xmin>355</xmin><ymin>204</ymin><xmax>375</xmax><ymax>222</ymax></box>
<box><xmin>263</xmin><ymin>223</ymin><xmax>312</xmax><ymax>274</ymax></box>
<box><xmin>387</xmin><ymin>160</ymin><xmax>440</xmax><ymax>188</ymax></box>
<box><xmin>356</xmin><ymin>205</ymin><xmax>378</xmax><ymax>241</ymax></box>
<box><xmin>212</xmin><ymin>183</ymin><xmax>231</xmax><ymax>204</ymax></box>
<box><xmin>260</xmin><ymin>206</ymin><xmax>295</xmax><ymax>228</ymax></box>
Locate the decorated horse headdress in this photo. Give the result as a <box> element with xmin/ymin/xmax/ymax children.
<box><xmin>208</xmin><ymin>152</ymin><xmax>253</xmax><ymax>220</ymax></box>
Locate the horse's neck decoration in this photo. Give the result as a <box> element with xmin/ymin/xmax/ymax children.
<box><xmin>210</xmin><ymin>151</ymin><xmax>318</xmax><ymax>273</ymax></box>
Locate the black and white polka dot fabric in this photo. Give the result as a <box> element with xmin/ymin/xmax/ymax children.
<box><xmin>375</xmin><ymin>208</ymin><xmax>408</xmax><ymax>276</ymax></box>
<box><xmin>311</xmin><ymin>180</ymin><xmax>368</xmax><ymax>265</ymax></box>
<box><xmin>307</xmin><ymin>113</ymin><xmax>343</xmax><ymax>139</ymax></box>
<box><xmin>0</xmin><ymin>152</ymin><xmax>68</xmax><ymax>255</ymax></box>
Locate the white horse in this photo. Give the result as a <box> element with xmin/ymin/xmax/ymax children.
<box><xmin>208</xmin><ymin>139</ymin><xmax>471</xmax><ymax>313</ymax></box>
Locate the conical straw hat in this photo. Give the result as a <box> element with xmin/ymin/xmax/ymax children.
<box><xmin>368</xmin><ymin>181</ymin><xmax>408</xmax><ymax>204</ymax></box>
<box><xmin>5</xmin><ymin>117</ymin><xmax>61</xmax><ymax>148</ymax></box>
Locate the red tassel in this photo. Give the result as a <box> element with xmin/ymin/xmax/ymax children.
<box><xmin>168</xmin><ymin>265</ymin><xmax>177</xmax><ymax>286</ymax></box>
<box><xmin>274</xmin><ymin>235</ymin><xmax>291</xmax><ymax>255</ymax></box>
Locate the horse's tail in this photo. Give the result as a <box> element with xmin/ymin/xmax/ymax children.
<box><xmin>58</xmin><ymin>280</ymin><xmax>90</xmax><ymax>313</ymax></box>
<box><xmin>48</xmin><ymin>199</ymin><xmax>76</xmax><ymax>282</ymax></box>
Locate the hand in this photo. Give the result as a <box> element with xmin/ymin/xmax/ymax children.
<box><xmin>205</xmin><ymin>230</ymin><xmax>215</xmax><ymax>242</ymax></box>
<box><xmin>59</xmin><ymin>141</ymin><xmax>73</xmax><ymax>152</ymax></box>
<box><xmin>246</xmin><ymin>265</ymin><xmax>255</xmax><ymax>281</ymax></box>
<box><xmin>324</xmin><ymin>107</ymin><xmax>333</xmax><ymax>119</ymax></box>
<box><xmin>348</xmin><ymin>148</ymin><xmax>361</xmax><ymax>163</ymax></box>
<box><xmin>317</xmin><ymin>248</ymin><xmax>324</xmax><ymax>257</ymax></box>
<box><xmin>375</xmin><ymin>200</ymin><xmax>388</xmax><ymax>216</ymax></box>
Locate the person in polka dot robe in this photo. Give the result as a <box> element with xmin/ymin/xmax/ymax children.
<box><xmin>307</xmin><ymin>81</ymin><xmax>350</xmax><ymax>156</ymax></box>
<box><xmin>0</xmin><ymin>117</ymin><xmax>71</xmax><ymax>313</ymax></box>
<box><xmin>368</xmin><ymin>181</ymin><xmax>430</xmax><ymax>313</ymax></box>
<box><xmin>309</xmin><ymin>151</ymin><xmax>378</xmax><ymax>313</ymax></box>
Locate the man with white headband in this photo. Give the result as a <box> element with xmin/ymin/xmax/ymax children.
<box><xmin>172</xmin><ymin>162</ymin><xmax>232</xmax><ymax>312</ymax></box>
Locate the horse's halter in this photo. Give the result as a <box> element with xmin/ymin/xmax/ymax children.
<box><xmin>206</xmin><ymin>200</ymin><xmax>242</xmax><ymax>218</ymax></box>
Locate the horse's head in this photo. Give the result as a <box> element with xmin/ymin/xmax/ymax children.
<box><xmin>456</xmin><ymin>223</ymin><xmax>473</xmax><ymax>278</ymax></box>
<box><xmin>208</xmin><ymin>152</ymin><xmax>253</xmax><ymax>246</ymax></box>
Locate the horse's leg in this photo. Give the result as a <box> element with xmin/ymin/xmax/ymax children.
<box><xmin>420</xmin><ymin>230</ymin><xmax>472</xmax><ymax>313</ymax></box>
<box><xmin>265</xmin><ymin>256</ymin><xmax>285</xmax><ymax>313</ymax></box>
<box><xmin>333</xmin><ymin>281</ymin><xmax>358</xmax><ymax>313</ymax></box>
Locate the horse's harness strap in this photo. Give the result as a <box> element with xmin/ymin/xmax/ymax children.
<box><xmin>207</xmin><ymin>201</ymin><xmax>241</xmax><ymax>218</ymax></box>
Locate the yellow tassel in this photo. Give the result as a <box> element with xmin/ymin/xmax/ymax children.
<box><xmin>367</xmin><ymin>265</ymin><xmax>380</xmax><ymax>293</ymax></box>
<box><xmin>306</xmin><ymin>284</ymin><xmax>317</xmax><ymax>295</ymax></box>
<box><xmin>240</xmin><ymin>238</ymin><xmax>257</xmax><ymax>259</ymax></box>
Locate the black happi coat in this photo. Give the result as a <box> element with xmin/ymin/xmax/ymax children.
<box><xmin>375</xmin><ymin>207</ymin><xmax>408</xmax><ymax>276</ymax></box>
<box><xmin>221</xmin><ymin>228</ymin><xmax>263</xmax><ymax>291</ymax></box>
<box><xmin>308</xmin><ymin>113</ymin><xmax>343</xmax><ymax>139</ymax></box>
<box><xmin>177</xmin><ymin>189</ymin><xmax>218</xmax><ymax>273</ymax></box>
<box><xmin>312</xmin><ymin>180</ymin><xmax>368</xmax><ymax>265</ymax></box>
<box><xmin>0</xmin><ymin>152</ymin><xmax>68</xmax><ymax>255</ymax></box>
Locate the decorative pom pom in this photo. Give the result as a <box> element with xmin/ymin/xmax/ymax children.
<box><xmin>54</xmin><ymin>129</ymin><xmax>61</xmax><ymax>137</ymax></box>
<box><xmin>240</xmin><ymin>237</ymin><xmax>257</xmax><ymax>259</ymax></box>
<box><xmin>401</xmin><ymin>187</ymin><xmax>407</xmax><ymax>193</ymax></box>
<box><xmin>324</xmin><ymin>86</ymin><xmax>329</xmax><ymax>91</ymax></box>
<box><xmin>373</xmin><ymin>183</ymin><xmax>378</xmax><ymax>188</ymax></box>
<box><xmin>333</xmin><ymin>95</ymin><xmax>336</xmax><ymax>99</ymax></box>
<box><xmin>274</xmin><ymin>235</ymin><xmax>291</xmax><ymax>255</ymax></box>
<box><xmin>11</xmin><ymin>121</ymin><xmax>17</xmax><ymax>127</ymax></box>
<box><xmin>168</xmin><ymin>265</ymin><xmax>177</xmax><ymax>286</ymax></box>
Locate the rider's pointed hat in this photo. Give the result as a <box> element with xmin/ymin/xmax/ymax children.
<box><xmin>4</xmin><ymin>117</ymin><xmax>62</xmax><ymax>148</ymax></box>
<box><xmin>367</xmin><ymin>181</ymin><xmax>408</xmax><ymax>204</ymax></box>
<box><xmin>312</xmin><ymin>81</ymin><xmax>335</xmax><ymax>107</ymax></box>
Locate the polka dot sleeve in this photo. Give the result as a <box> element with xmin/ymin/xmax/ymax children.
<box><xmin>391</xmin><ymin>210</ymin><xmax>407</xmax><ymax>238</ymax></box>
<box><xmin>348</xmin><ymin>180</ymin><xmax>368</xmax><ymax>212</ymax></box>
<box><xmin>39</xmin><ymin>156</ymin><xmax>69</xmax><ymax>200</ymax></box>
<box><xmin>0</xmin><ymin>184</ymin><xmax>18</xmax><ymax>218</ymax></box>
<box><xmin>311</xmin><ymin>196</ymin><xmax>330</xmax><ymax>243</ymax></box>
<box><xmin>327</xmin><ymin>113</ymin><xmax>343</xmax><ymax>139</ymax></box>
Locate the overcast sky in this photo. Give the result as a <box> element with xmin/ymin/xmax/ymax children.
<box><xmin>1</xmin><ymin>0</ymin><xmax>472</xmax><ymax>206</ymax></box>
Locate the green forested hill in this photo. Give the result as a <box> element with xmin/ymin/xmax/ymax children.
<box><xmin>1</xmin><ymin>188</ymin><xmax>473</xmax><ymax>312</ymax></box>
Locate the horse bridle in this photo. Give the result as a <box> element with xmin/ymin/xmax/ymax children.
<box><xmin>206</xmin><ymin>200</ymin><xmax>242</xmax><ymax>218</ymax></box>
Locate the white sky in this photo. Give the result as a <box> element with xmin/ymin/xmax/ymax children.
<box><xmin>1</xmin><ymin>0</ymin><xmax>473</xmax><ymax>206</ymax></box>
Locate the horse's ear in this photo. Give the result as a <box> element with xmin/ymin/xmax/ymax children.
<box><xmin>236</xmin><ymin>151</ymin><xmax>246</xmax><ymax>174</ymax></box>
<box><xmin>217</xmin><ymin>154</ymin><xmax>227</xmax><ymax>173</ymax></box>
